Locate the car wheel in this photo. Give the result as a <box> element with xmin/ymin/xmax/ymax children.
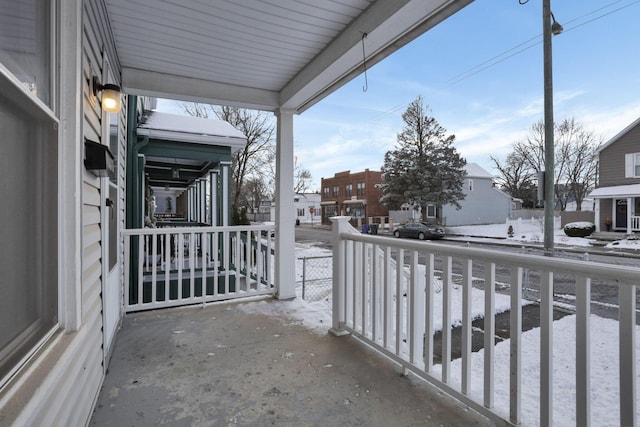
<box><xmin>418</xmin><ymin>232</ymin><xmax>426</xmax><ymax>240</ymax></box>
<box><xmin>393</xmin><ymin>230</ymin><xmax>400</xmax><ymax>238</ymax></box>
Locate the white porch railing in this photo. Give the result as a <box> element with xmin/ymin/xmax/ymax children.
<box><xmin>122</xmin><ymin>225</ymin><xmax>275</xmax><ymax>312</ymax></box>
<box><xmin>632</xmin><ymin>215</ymin><xmax>640</xmax><ymax>231</ymax></box>
<box><xmin>330</xmin><ymin>216</ymin><xmax>638</xmax><ymax>427</ymax></box>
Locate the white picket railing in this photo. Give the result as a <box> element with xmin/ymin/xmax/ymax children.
<box><xmin>330</xmin><ymin>216</ymin><xmax>638</xmax><ymax>427</ymax></box>
<box><xmin>632</xmin><ymin>215</ymin><xmax>640</xmax><ymax>231</ymax></box>
<box><xmin>122</xmin><ymin>225</ymin><xmax>275</xmax><ymax>312</ymax></box>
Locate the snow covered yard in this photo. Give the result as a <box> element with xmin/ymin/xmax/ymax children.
<box><xmin>273</xmin><ymin>240</ymin><xmax>640</xmax><ymax>426</ymax></box>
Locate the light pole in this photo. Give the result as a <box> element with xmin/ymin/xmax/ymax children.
<box><xmin>542</xmin><ymin>0</ymin><xmax>562</xmax><ymax>255</ymax></box>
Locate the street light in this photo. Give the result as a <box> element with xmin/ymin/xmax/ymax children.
<box><xmin>543</xmin><ymin>0</ymin><xmax>562</xmax><ymax>255</ymax></box>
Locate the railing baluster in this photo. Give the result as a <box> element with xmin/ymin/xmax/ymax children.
<box><xmin>345</xmin><ymin>240</ymin><xmax>353</xmax><ymax>328</ymax></box>
<box><xmin>395</xmin><ymin>248</ymin><xmax>404</xmax><ymax>357</ymax></box>
<box><xmin>442</xmin><ymin>256</ymin><xmax>452</xmax><ymax>383</ymax></box>
<box><xmin>383</xmin><ymin>246</ymin><xmax>392</xmax><ymax>349</ymax></box>
<box><xmin>575</xmin><ymin>274</ymin><xmax>591</xmax><ymax>427</ymax></box>
<box><xmin>151</xmin><ymin>233</ymin><xmax>158</xmax><ymax>304</ymax></box>
<box><xmin>540</xmin><ymin>270</ymin><xmax>553</xmax><ymax>426</ymax></box>
<box><xmin>619</xmin><ymin>283</ymin><xmax>637</xmax><ymax>427</ymax></box>
<box><xmin>372</xmin><ymin>244</ymin><xmax>379</xmax><ymax>342</ymax></box>
<box><xmin>424</xmin><ymin>253</ymin><xmax>434</xmax><ymax>373</ymax></box>
<box><xmin>164</xmin><ymin>233</ymin><xmax>170</xmax><ymax>300</ymax></box>
<box><xmin>361</xmin><ymin>243</ymin><xmax>367</xmax><ymax>336</ymax></box>
<box><xmin>510</xmin><ymin>267</ymin><xmax>522</xmax><ymax>425</ymax></box>
<box><xmin>484</xmin><ymin>262</ymin><xmax>496</xmax><ymax>409</ymax></box>
<box><xmin>201</xmin><ymin>232</ymin><xmax>208</xmax><ymax>303</ymax></box>
<box><xmin>461</xmin><ymin>258</ymin><xmax>472</xmax><ymax>395</ymax></box>
<box><xmin>124</xmin><ymin>235</ymin><xmax>130</xmax><ymax>308</ymax></box>
<box><xmin>177</xmin><ymin>233</ymin><xmax>184</xmax><ymax>299</ymax></box>
<box><xmin>409</xmin><ymin>250</ymin><xmax>424</xmax><ymax>367</ymax></box>
<box><xmin>137</xmin><ymin>235</ymin><xmax>144</xmax><ymax>305</ymax></box>
<box><xmin>189</xmin><ymin>231</ymin><xmax>195</xmax><ymax>299</ymax></box>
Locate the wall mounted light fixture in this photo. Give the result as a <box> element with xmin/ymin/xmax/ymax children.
<box><xmin>92</xmin><ymin>76</ymin><xmax>122</xmax><ymax>113</ymax></box>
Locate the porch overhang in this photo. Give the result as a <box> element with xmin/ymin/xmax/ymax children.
<box><xmin>108</xmin><ymin>0</ymin><xmax>474</xmax><ymax>113</ymax></box>
<box><xmin>589</xmin><ymin>184</ymin><xmax>640</xmax><ymax>199</ymax></box>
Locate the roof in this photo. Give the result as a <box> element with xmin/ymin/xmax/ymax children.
<box><xmin>104</xmin><ymin>0</ymin><xmax>473</xmax><ymax>112</ymax></box>
<box><xmin>596</xmin><ymin>116</ymin><xmax>640</xmax><ymax>154</ymax></box>
<box><xmin>137</xmin><ymin>110</ymin><xmax>247</xmax><ymax>150</ymax></box>
<box><xmin>589</xmin><ymin>184</ymin><xmax>640</xmax><ymax>198</ymax></box>
<box><xmin>465</xmin><ymin>162</ymin><xmax>494</xmax><ymax>179</ymax></box>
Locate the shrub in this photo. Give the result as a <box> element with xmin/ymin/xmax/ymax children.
<box><xmin>563</xmin><ymin>221</ymin><xmax>595</xmax><ymax>238</ymax></box>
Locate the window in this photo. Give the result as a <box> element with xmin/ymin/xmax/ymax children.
<box><xmin>322</xmin><ymin>187</ymin><xmax>329</xmax><ymax>199</ymax></box>
<box><xmin>332</xmin><ymin>186</ymin><xmax>339</xmax><ymax>198</ymax></box>
<box><xmin>351</xmin><ymin>203</ymin><xmax>365</xmax><ymax>218</ymax></box>
<box><xmin>0</xmin><ymin>1</ymin><xmax>57</xmax><ymax>384</ymax></box>
<box><xmin>356</xmin><ymin>182</ymin><xmax>365</xmax><ymax>196</ymax></box>
<box><xmin>0</xmin><ymin>1</ymin><xmax>52</xmax><ymax>106</ymax></box>
<box><xmin>426</xmin><ymin>204</ymin><xmax>436</xmax><ymax>218</ymax></box>
<box><xmin>297</xmin><ymin>208</ymin><xmax>305</xmax><ymax>217</ymax></box>
<box><xmin>468</xmin><ymin>179</ymin><xmax>474</xmax><ymax>191</ymax></box>
<box><xmin>625</xmin><ymin>153</ymin><xmax>640</xmax><ymax>178</ymax></box>
<box><xmin>345</xmin><ymin>184</ymin><xmax>352</xmax><ymax>197</ymax></box>
<box><xmin>324</xmin><ymin>205</ymin><xmax>337</xmax><ymax>218</ymax></box>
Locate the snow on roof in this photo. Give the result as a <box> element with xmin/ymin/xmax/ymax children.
<box><xmin>464</xmin><ymin>162</ymin><xmax>494</xmax><ymax>179</ymax></box>
<box><xmin>589</xmin><ymin>183</ymin><xmax>640</xmax><ymax>198</ymax></box>
<box><xmin>137</xmin><ymin>110</ymin><xmax>247</xmax><ymax>151</ymax></box>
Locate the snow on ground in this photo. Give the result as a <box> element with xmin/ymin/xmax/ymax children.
<box><xmin>447</xmin><ymin>218</ymin><xmax>640</xmax><ymax>251</ymax></box>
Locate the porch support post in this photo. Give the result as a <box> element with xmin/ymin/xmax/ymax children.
<box><xmin>627</xmin><ymin>197</ymin><xmax>632</xmax><ymax>234</ymax></box>
<box><xmin>330</xmin><ymin>216</ymin><xmax>350</xmax><ymax>336</ymax></box>
<box><xmin>220</xmin><ymin>161</ymin><xmax>232</xmax><ymax>226</ymax></box>
<box><xmin>210</xmin><ymin>170</ymin><xmax>218</xmax><ymax>225</ymax></box>
<box><xmin>594</xmin><ymin>198</ymin><xmax>601</xmax><ymax>231</ymax></box>
<box><xmin>274</xmin><ymin>109</ymin><xmax>296</xmax><ymax>299</ymax></box>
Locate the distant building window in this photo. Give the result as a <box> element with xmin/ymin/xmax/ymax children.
<box><xmin>625</xmin><ymin>153</ymin><xmax>640</xmax><ymax>178</ymax></box>
<box><xmin>345</xmin><ymin>184</ymin><xmax>352</xmax><ymax>197</ymax></box>
<box><xmin>297</xmin><ymin>208</ymin><xmax>304</xmax><ymax>217</ymax></box>
<box><xmin>468</xmin><ymin>179</ymin><xmax>474</xmax><ymax>191</ymax></box>
<box><xmin>322</xmin><ymin>187</ymin><xmax>329</xmax><ymax>199</ymax></box>
<box><xmin>426</xmin><ymin>204</ymin><xmax>436</xmax><ymax>218</ymax></box>
<box><xmin>332</xmin><ymin>186</ymin><xmax>339</xmax><ymax>197</ymax></box>
<box><xmin>356</xmin><ymin>182</ymin><xmax>365</xmax><ymax>196</ymax></box>
<box><xmin>324</xmin><ymin>205</ymin><xmax>337</xmax><ymax>218</ymax></box>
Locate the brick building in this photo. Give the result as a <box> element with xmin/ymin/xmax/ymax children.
<box><xmin>320</xmin><ymin>169</ymin><xmax>388</xmax><ymax>225</ymax></box>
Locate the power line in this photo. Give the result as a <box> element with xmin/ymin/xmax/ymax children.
<box><xmin>447</xmin><ymin>0</ymin><xmax>640</xmax><ymax>86</ymax></box>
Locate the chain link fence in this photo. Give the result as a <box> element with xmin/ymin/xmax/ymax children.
<box><xmin>297</xmin><ymin>256</ymin><xmax>333</xmax><ymax>302</ymax></box>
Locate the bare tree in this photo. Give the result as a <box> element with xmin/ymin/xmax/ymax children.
<box><xmin>490</xmin><ymin>153</ymin><xmax>536</xmax><ymax>207</ymax></box>
<box><xmin>182</xmin><ymin>103</ymin><xmax>274</xmax><ymax>215</ymax></box>
<box><xmin>505</xmin><ymin>118</ymin><xmax>601</xmax><ymax>211</ymax></box>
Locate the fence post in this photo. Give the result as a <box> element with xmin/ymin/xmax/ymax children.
<box><xmin>302</xmin><ymin>257</ymin><xmax>306</xmax><ymax>300</ymax></box>
<box><xmin>329</xmin><ymin>216</ymin><xmax>351</xmax><ymax>336</ymax></box>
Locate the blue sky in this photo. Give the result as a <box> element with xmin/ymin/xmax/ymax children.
<box><xmin>158</xmin><ymin>0</ymin><xmax>640</xmax><ymax>191</ymax></box>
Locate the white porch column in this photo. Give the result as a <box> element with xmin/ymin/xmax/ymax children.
<box><xmin>627</xmin><ymin>197</ymin><xmax>632</xmax><ymax>234</ymax></box>
<box><xmin>210</xmin><ymin>170</ymin><xmax>218</xmax><ymax>225</ymax></box>
<box><xmin>594</xmin><ymin>199</ymin><xmax>600</xmax><ymax>232</ymax></box>
<box><xmin>274</xmin><ymin>109</ymin><xmax>296</xmax><ymax>299</ymax></box>
<box><xmin>220</xmin><ymin>161</ymin><xmax>232</xmax><ymax>226</ymax></box>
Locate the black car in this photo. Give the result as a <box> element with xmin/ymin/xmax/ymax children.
<box><xmin>393</xmin><ymin>222</ymin><xmax>445</xmax><ymax>240</ymax></box>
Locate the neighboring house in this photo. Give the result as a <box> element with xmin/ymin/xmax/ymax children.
<box><xmin>440</xmin><ymin>163</ymin><xmax>515</xmax><ymax>226</ymax></box>
<box><xmin>589</xmin><ymin>117</ymin><xmax>640</xmax><ymax>233</ymax></box>
<box><xmin>320</xmin><ymin>169</ymin><xmax>388</xmax><ymax>225</ymax></box>
<box><xmin>267</xmin><ymin>193</ymin><xmax>321</xmax><ymax>224</ymax></box>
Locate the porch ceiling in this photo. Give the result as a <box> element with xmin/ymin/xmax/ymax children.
<box><xmin>104</xmin><ymin>0</ymin><xmax>473</xmax><ymax>112</ymax></box>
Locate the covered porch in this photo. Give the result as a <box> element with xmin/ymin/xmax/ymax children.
<box><xmin>591</xmin><ymin>184</ymin><xmax>640</xmax><ymax>234</ymax></box>
<box><xmin>91</xmin><ymin>298</ymin><xmax>492</xmax><ymax>426</ymax></box>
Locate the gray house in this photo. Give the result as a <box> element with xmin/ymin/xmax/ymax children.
<box><xmin>441</xmin><ymin>163</ymin><xmax>514</xmax><ymax>226</ymax></box>
<box><xmin>590</xmin><ymin>117</ymin><xmax>640</xmax><ymax>233</ymax></box>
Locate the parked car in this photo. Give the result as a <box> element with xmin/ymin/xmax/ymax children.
<box><xmin>393</xmin><ymin>222</ymin><xmax>445</xmax><ymax>240</ymax></box>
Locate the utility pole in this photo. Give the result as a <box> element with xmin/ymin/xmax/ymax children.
<box><xmin>542</xmin><ymin>0</ymin><xmax>562</xmax><ymax>255</ymax></box>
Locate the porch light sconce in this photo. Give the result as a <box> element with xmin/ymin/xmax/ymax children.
<box><xmin>84</xmin><ymin>138</ymin><xmax>115</xmax><ymax>177</ymax></box>
<box><xmin>92</xmin><ymin>76</ymin><xmax>122</xmax><ymax>113</ymax></box>
<box><xmin>172</xmin><ymin>167</ymin><xmax>180</xmax><ymax>179</ymax></box>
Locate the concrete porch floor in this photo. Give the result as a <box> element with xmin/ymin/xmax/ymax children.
<box><xmin>91</xmin><ymin>298</ymin><xmax>495</xmax><ymax>426</ymax></box>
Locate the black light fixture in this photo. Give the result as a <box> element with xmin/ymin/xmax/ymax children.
<box><xmin>92</xmin><ymin>76</ymin><xmax>122</xmax><ymax>113</ymax></box>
